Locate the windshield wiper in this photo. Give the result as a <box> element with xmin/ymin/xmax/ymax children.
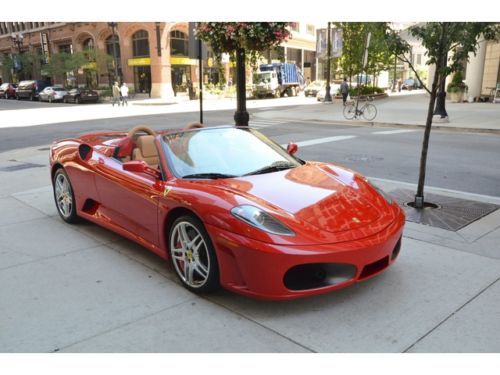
<box><xmin>181</xmin><ymin>172</ymin><xmax>238</xmax><ymax>179</ymax></box>
<box><xmin>244</xmin><ymin>161</ymin><xmax>297</xmax><ymax>176</ymax></box>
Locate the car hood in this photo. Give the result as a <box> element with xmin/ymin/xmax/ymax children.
<box><xmin>211</xmin><ymin>162</ymin><xmax>390</xmax><ymax>235</ymax></box>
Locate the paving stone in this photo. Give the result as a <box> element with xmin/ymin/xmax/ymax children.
<box><xmin>0</xmin><ymin>246</ymin><xmax>193</xmax><ymax>352</ymax></box>
<box><xmin>0</xmin><ymin>197</ymin><xmax>46</xmax><ymax>226</ymax></box>
<box><xmin>208</xmin><ymin>238</ymin><xmax>500</xmax><ymax>352</ymax></box>
<box><xmin>63</xmin><ymin>298</ymin><xmax>308</xmax><ymax>353</ymax></box>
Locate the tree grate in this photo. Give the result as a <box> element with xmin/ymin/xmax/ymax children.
<box><xmin>388</xmin><ymin>188</ymin><xmax>499</xmax><ymax>232</ymax></box>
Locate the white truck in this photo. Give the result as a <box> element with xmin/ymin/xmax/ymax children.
<box><xmin>252</xmin><ymin>63</ymin><xmax>304</xmax><ymax>98</ymax></box>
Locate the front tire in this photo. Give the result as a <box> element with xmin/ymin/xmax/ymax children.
<box><xmin>363</xmin><ymin>103</ymin><xmax>377</xmax><ymax>121</ymax></box>
<box><xmin>53</xmin><ymin>168</ymin><xmax>80</xmax><ymax>223</ymax></box>
<box><xmin>168</xmin><ymin>215</ymin><xmax>219</xmax><ymax>293</ymax></box>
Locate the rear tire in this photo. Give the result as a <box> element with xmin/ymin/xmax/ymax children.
<box><xmin>53</xmin><ymin>168</ymin><xmax>80</xmax><ymax>224</ymax></box>
<box><xmin>343</xmin><ymin>103</ymin><xmax>356</xmax><ymax>120</ymax></box>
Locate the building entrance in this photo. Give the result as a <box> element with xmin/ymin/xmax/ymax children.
<box><xmin>134</xmin><ymin>66</ymin><xmax>151</xmax><ymax>94</ymax></box>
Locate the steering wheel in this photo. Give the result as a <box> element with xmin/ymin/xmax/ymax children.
<box><xmin>127</xmin><ymin>125</ymin><xmax>157</xmax><ymax>140</ymax></box>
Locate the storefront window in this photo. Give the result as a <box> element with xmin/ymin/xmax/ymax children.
<box><xmin>170</xmin><ymin>30</ymin><xmax>188</xmax><ymax>56</ymax></box>
<box><xmin>132</xmin><ymin>30</ymin><xmax>150</xmax><ymax>57</ymax></box>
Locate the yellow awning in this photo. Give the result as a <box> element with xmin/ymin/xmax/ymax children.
<box><xmin>128</xmin><ymin>57</ymin><xmax>151</xmax><ymax>66</ymax></box>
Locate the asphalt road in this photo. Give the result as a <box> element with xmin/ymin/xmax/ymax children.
<box><xmin>1</xmin><ymin>104</ymin><xmax>499</xmax><ymax>197</ymax></box>
<box><xmin>0</xmin><ymin>97</ymin><xmax>77</xmax><ymax>110</ymax></box>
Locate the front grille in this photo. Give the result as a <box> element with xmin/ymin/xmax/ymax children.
<box><xmin>359</xmin><ymin>256</ymin><xmax>390</xmax><ymax>280</ymax></box>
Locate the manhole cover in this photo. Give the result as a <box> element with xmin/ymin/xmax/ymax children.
<box><xmin>389</xmin><ymin>189</ymin><xmax>499</xmax><ymax>231</ymax></box>
<box><xmin>344</xmin><ymin>154</ymin><xmax>384</xmax><ymax>162</ymax></box>
<box><xmin>0</xmin><ymin>162</ymin><xmax>45</xmax><ymax>172</ymax></box>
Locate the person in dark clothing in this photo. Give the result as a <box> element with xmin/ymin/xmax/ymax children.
<box><xmin>340</xmin><ymin>77</ymin><xmax>349</xmax><ymax>106</ymax></box>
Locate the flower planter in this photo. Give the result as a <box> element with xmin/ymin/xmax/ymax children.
<box><xmin>448</xmin><ymin>91</ymin><xmax>464</xmax><ymax>103</ymax></box>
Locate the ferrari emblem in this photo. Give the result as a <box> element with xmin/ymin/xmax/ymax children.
<box><xmin>352</xmin><ymin>217</ymin><xmax>361</xmax><ymax>223</ymax></box>
<box><xmin>163</xmin><ymin>186</ymin><xmax>172</xmax><ymax>197</ymax></box>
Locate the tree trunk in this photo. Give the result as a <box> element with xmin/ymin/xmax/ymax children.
<box><xmin>415</xmin><ymin>52</ymin><xmax>443</xmax><ymax>208</ymax></box>
<box><xmin>233</xmin><ymin>48</ymin><xmax>249</xmax><ymax>126</ymax></box>
<box><xmin>433</xmin><ymin>51</ymin><xmax>448</xmax><ymax>118</ymax></box>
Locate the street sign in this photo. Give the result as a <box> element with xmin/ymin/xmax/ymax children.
<box><xmin>316</xmin><ymin>28</ymin><xmax>343</xmax><ymax>59</ymax></box>
<box><xmin>362</xmin><ymin>32</ymin><xmax>371</xmax><ymax>68</ymax></box>
<box><xmin>40</xmin><ymin>32</ymin><xmax>50</xmax><ymax>64</ymax></box>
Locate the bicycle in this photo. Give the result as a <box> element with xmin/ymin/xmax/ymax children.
<box><xmin>343</xmin><ymin>96</ymin><xmax>377</xmax><ymax>121</ymax></box>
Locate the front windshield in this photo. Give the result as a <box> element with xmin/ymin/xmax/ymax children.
<box><xmin>162</xmin><ymin>127</ymin><xmax>302</xmax><ymax>179</ymax></box>
<box><xmin>253</xmin><ymin>72</ymin><xmax>272</xmax><ymax>84</ymax></box>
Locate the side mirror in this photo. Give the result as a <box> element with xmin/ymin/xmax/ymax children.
<box><xmin>123</xmin><ymin>160</ymin><xmax>161</xmax><ymax>179</ymax></box>
<box><xmin>287</xmin><ymin>142</ymin><xmax>298</xmax><ymax>155</ymax></box>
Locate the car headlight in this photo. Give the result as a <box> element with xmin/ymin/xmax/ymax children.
<box><xmin>367</xmin><ymin>180</ymin><xmax>393</xmax><ymax>204</ymax></box>
<box><xmin>231</xmin><ymin>205</ymin><xmax>295</xmax><ymax>236</ymax></box>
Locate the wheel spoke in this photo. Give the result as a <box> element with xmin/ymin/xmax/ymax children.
<box><xmin>194</xmin><ymin>261</ymin><xmax>209</xmax><ymax>279</ymax></box>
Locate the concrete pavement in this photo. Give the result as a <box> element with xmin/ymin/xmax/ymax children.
<box><xmin>1</xmin><ymin>136</ymin><xmax>500</xmax><ymax>352</ymax></box>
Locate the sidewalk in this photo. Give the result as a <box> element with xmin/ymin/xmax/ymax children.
<box><xmin>252</xmin><ymin>90</ymin><xmax>500</xmax><ymax>133</ymax></box>
<box><xmin>1</xmin><ymin>91</ymin><xmax>499</xmax><ymax>132</ymax></box>
<box><xmin>1</xmin><ymin>139</ymin><xmax>500</xmax><ymax>352</ymax></box>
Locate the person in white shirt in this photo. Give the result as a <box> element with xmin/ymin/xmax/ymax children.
<box><xmin>120</xmin><ymin>82</ymin><xmax>129</xmax><ymax>106</ymax></box>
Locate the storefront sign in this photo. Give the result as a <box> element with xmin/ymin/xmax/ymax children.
<box><xmin>82</xmin><ymin>62</ymin><xmax>97</xmax><ymax>70</ymax></box>
<box><xmin>128</xmin><ymin>57</ymin><xmax>151</xmax><ymax>66</ymax></box>
<box><xmin>40</xmin><ymin>32</ymin><xmax>50</xmax><ymax>64</ymax></box>
<box><xmin>170</xmin><ymin>57</ymin><xmax>197</xmax><ymax>66</ymax></box>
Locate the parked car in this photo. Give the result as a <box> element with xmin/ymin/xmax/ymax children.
<box><xmin>63</xmin><ymin>88</ymin><xmax>99</xmax><ymax>104</ymax></box>
<box><xmin>39</xmin><ymin>86</ymin><xmax>68</xmax><ymax>102</ymax></box>
<box><xmin>316</xmin><ymin>83</ymin><xmax>341</xmax><ymax>102</ymax></box>
<box><xmin>402</xmin><ymin>78</ymin><xmax>423</xmax><ymax>91</ymax></box>
<box><xmin>0</xmin><ymin>83</ymin><xmax>18</xmax><ymax>99</ymax></box>
<box><xmin>50</xmin><ymin>125</ymin><xmax>404</xmax><ymax>300</ymax></box>
<box><xmin>304</xmin><ymin>81</ymin><xmax>325</xmax><ymax>97</ymax></box>
<box><xmin>16</xmin><ymin>80</ymin><xmax>51</xmax><ymax>101</ymax></box>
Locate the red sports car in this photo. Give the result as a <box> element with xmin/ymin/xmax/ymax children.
<box><xmin>50</xmin><ymin>125</ymin><xmax>404</xmax><ymax>300</ymax></box>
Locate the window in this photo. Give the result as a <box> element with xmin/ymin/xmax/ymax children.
<box><xmin>106</xmin><ymin>35</ymin><xmax>121</xmax><ymax>59</ymax></box>
<box><xmin>132</xmin><ymin>30</ymin><xmax>150</xmax><ymax>57</ymax></box>
<box><xmin>306</xmin><ymin>24</ymin><xmax>315</xmax><ymax>36</ymax></box>
<box><xmin>170</xmin><ymin>30</ymin><xmax>188</xmax><ymax>56</ymax></box>
<box><xmin>59</xmin><ymin>43</ymin><xmax>72</xmax><ymax>54</ymax></box>
<box><xmin>290</xmin><ymin>22</ymin><xmax>299</xmax><ymax>32</ymax></box>
<box><xmin>82</xmin><ymin>38</ymin><xmax>95</xmax><ymax>62</ymax></box>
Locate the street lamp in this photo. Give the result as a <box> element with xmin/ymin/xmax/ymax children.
<box><xmin>11</xmin><ymin>32</ymin><xmax>24</xmax><ymax>52</ymax></box>
<box><xmin>107</xmin><ymin>22</ymin><xmax>120</xmax><ymax>83</ymax></box>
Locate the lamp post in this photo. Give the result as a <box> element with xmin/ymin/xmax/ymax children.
<box><xmin>107</xmin><ymin>22</ymin><xmax>120</xmax><ymax>83</ymax></box>
<box><xmin>11</xmin><ymin>32</ymin><xmax>24</xmax><ymax>79</ymax></box>
<box><xmin>324</xmin><ymin>22</ymin><xmax>332</xmax><ymax>102</ymax></box>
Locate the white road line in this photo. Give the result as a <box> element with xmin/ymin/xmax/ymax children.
<box><xmin>280</xmin><ymin>135</ymin><xmax>357</xmax><ymax>148</ymax></box>
<box><xmin>369</xmin><ymin>176</ymin><xmax>500</xmax><ymax>203</ymax></box>
<box><xmin>372</xmin><ymin>129</ymin><xmax>418</xmax><ymax>135</ymax></box>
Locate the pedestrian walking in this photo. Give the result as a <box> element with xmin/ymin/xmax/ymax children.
<box><xmin>340</xmin><ymin>77</ymin><xmax>349</xmax><ymax>106</ymax></box>
<box><xmin>111</xmin><ymin>81</ymin><xmax>121</xmax><ymax>107</ymax></box>
<box><xmin>120</xmin><ymin>82</ymin><xmax>129</xmax><ymax>106</ymax></box>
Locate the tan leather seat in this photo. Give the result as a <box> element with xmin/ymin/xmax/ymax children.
<box><xmin>132</xmin><ymin>135</ymin><xmax>159</xmax><ymax>169</ymax></box>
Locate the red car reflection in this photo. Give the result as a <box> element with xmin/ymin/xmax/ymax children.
<box><xmin>50</xmin><ymin>125</ymin><xmax>404</xmax><ymax>300</ymax></box>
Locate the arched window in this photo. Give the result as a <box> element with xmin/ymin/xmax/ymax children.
<box><xmin>132</xmin><ymin>30</ymin><xmax>149</xmax><ymax>57</ymax></box>
<box><xmin>170</xmin><ymin>30</ymin><xmax>188</xmax><ymax>56</ymax></box>
<box><xmin>82</xmin><ymin>37</ymin><xmax>95</xmax><ymax>62</ymax></box>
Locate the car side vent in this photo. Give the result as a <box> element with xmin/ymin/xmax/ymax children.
<box><xmin>78</xmin><ymin>144</ymin><xmax>93</xmax><ymax>161</ymax></box>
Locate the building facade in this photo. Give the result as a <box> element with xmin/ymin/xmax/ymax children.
<box><xmin>0</xmin><ymin>22</ymin><xmax>320</xmax><ymax>98</ymax></box>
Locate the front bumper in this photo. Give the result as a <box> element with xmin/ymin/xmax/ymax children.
<box><xmin>208</xmin><ymin>210</ymin><xmax>404</xmax><ymax>300</ymax></box>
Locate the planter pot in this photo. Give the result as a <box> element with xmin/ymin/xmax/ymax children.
<box><xmin>448</xmin><ymin>91</ymin><xmax>464</xmax><ymax>103</ymax></box>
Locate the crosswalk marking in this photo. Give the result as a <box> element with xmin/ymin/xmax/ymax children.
<box><xmin>280</xmin><ymin>135</ymin><xmax>357</xmax><ymax>148</ymax></box>
<box><xmin>372</xmin><ymin>129</ymin><xmax>418</xmax><ymax>135</ymax></box>
<box><xmin>250</xmin><ymin>119</ymin><xmax>288</xmax><ymax>128</ymax></box>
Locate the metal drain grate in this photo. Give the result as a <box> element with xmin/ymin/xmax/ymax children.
<box><xmin>0</xmin><ymin>162</ymin><xmax>45</xmax><ymax>172</ymax></box>
<box><xmin>389</xmin><ymin>188</ymin><xmax>499</xmax><ymax>231</ymax></box>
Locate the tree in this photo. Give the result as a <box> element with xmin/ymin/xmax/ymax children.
<box><xmin>387</xmin><ymin>22</ymin><xmax>500</xmax><ymax>208</ymax></box>
<box><xmin>196</xmin><ymin>22</ymin><xmax>292</xmax><ymax>125</ymax></box>
<box><xmin>43</xmin><ymin>52</ymin><xmax>88</xmax><ymax>85</ymax></box>
<box><xmin>334</xmin><ymin>22</ymin><xmax>392</xmax><ymax>86</ymax></box>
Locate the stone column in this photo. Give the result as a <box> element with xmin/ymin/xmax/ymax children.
<box><xmin>466</xmin><ymin>36</ymin><xmax>487</xmax><ymax>101</ymax></box>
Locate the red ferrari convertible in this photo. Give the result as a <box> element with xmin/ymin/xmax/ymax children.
<box><xmin>50</xmin><ymin>125</ymin><xmax>404</xmax><ymax>300</ymax></box>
